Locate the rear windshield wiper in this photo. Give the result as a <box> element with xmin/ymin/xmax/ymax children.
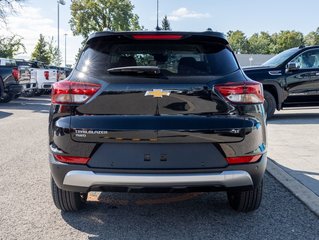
<box><xmin>107</xmin><ymin>66</ymin><xmax>161</xmax><ymax>75</ymax></box>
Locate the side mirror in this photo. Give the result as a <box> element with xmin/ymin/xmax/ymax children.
<box><xmin>286</xmin><ymin>62</ymin><xmax>299</xmax><ymax>72</ymax></box>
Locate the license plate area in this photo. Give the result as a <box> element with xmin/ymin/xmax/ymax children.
<box><xmin>88</xmin><ymin>143</ymin><xmax>227</xmax><ymax>169</ymax></box>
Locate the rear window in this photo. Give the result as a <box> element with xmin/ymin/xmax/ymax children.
<box><xmin>76</xmin><ymin>39</ymin><xmax>239</xmax><ymax>78</ymax></box>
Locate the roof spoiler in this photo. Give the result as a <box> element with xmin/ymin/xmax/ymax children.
<box><xmin>86</xmin><ymin>31</ymin><xmax>229</xmax><ymax>45</ymax></box>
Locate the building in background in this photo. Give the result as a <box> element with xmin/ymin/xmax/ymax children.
<box><xmin>236</xmin><ymin>54</ymin><xmax>275</xmax><ymax>67</ymax></box>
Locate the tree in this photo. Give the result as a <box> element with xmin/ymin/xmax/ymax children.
<box><xmin>271</xmin><ymin>31</ymin><xmax>304</xmax><ymax>54</ymax></box>
<box><xmin>0</xmin><ymin>0</ymin><xmax>23</xmax><ymax>26</ymax></box>
<box><xmin>69</xmin><ymin>0</ymin><xmax>142</xmax><ymax>39</ymax></box>
<box><xmin>0</xmin><ymin>34</ymin><xmax>25</xmax><ymax>58</ymax></box>
<box><xmin>47</xmin><ymin>37</ymin><xmax>62</xmax><ymax>66</ymax></box>
<box><xmin>304</xmin><ymin>28</ymin><xmax>319</xmax><ymax>46</ymax></box>
<box><xmin>248</xmin><ymin>32</ymin><xmax>273</xmax><ymax>54</ymax></box>
<box><xmin>31</xmin><ymin>34</ymin><xmax>50</xmax><ymax>64</ymax></box>
<box><xmin>74</xmin><ymin>47</ymin><xmax>83</xmax><ymax>63</ymax></box>
<box><xmin>227</xmin><ymin>30</ymin><xmax>249</xmax><ymax>54</ymax></box>
<box><xmin>162</xmin><ymin>15</ymin><xmax>171</xmax><ymax>30</ymax></box>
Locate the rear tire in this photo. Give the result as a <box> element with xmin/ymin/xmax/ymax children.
<box><xmin>0</xmin><ymin>93</ymin><xmax>13</xmax><ymax>103</ymax></box>
<box><xmin>227</xmin><ymin>180</ymin><xmax>263</xmax><ymax>212</ymax></box>
<box><xmin>263</xmin><ymin>91</ymin><xmax>276</xmax><ymax>119</ymax></box>
<box><xmin>51</xmin><ymin>177</ymin><xmax>87</xmax><ymax>212</ymax></box>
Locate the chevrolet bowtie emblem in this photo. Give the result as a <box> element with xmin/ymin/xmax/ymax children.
<box><xmin>145</xmin><ymin>89</ymin><xmax>171</xmax><ymax>98</ymax></box>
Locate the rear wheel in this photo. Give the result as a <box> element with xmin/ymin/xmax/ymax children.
<box><xmin>51</xmin><ymin>177</ymin><xmax>87</xmax><ymax>212</ymax></box>
<box><xmin>227</xmin><ymin>180</ymin><xmax>263</xmax><ymax>212</ymax></box>
<box><xmin>0</xmin><ymin>93</ymin><xmax>13</xmax><ymax>103</ymax></box>
<box><xmin>263</xmin><ymin>91</ymin><xmax>276</xmax><ymax>118</ymax></box>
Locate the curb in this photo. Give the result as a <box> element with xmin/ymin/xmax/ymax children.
<box><xmin>267</xmin><ymin>158</ymin><xmax>319</xmax><ymax>217</ymax></box>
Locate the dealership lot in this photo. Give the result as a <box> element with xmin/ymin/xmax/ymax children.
<box><xmin>268</xmin><ymin>108</ymin><xmax>319</xmax><ymax>196</ymax></box>
<box><xmin>0</xmin><ymin>96</ymin><xmax>318</xmax><ymax>240</ymax></box>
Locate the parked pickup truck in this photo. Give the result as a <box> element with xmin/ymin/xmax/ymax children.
<box><xmin>0</xmin><ymin>58</ymin><xmax>23</xmax><ymax>103</ymax></box>
<box><xmin>244</xmin><ymin>46</ymin><xmax>319</xmax><ymax>118</ymax></box>
<box><xmin>17</xmin><ymin>60</ymin><xmax>58</xmax><ymax>96</ymax></box>
<box><xmin>48</xmin><ymin>66</ymin><xmax>66</xmax><ymax>81</ymax></box>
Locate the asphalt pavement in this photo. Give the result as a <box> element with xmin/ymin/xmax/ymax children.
<box><xmin>0</xmin><ymin>96</ymin><xmax>318</xmax><ymax>240</ymax></box>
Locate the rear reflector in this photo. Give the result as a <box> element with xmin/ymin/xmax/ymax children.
<box><xmin>51</xmin><ymin>80</ymin><xmax>101</xmax><ymax>104</ymax></box>
<box><xmin>54</xmin><ymin>154</ymin><xmax>90</xmax><ymax>165</ymax></box>
<box><xmin>132</xmin><ymin>34</ymin><xmax>183</xmax><ymax>40</ymax></box>
<box><xmin>215</xmin><ymin>82</ymin><xmax>264</xmax><ymax>104</ymax></box>
<box><xmin>226</xmin><ymin>155</ymin><xmax>261</xmax><ymax>165</ymax></box>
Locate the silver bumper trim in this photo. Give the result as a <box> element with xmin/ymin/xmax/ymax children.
<box><xmin>63</xmin><ymin>170</ymin><xmax>253</xmax><ymax>188</ymax></box>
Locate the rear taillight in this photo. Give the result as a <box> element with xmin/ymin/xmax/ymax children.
<box><xmin>12</xmin><ymin>67</ymin><xmax>19</xmax><ymax>81</ymax></box>
<box><xmin>226</xmin><ymin>155</ymin><xmax>261</xmax><ymax>165</ymax></box>
<box><xmin>44</xmin><ymin>70</ymin><xmax>49</xmax><ymax>80</ymax></box>
<box><xmin>215</xmin><ymin>82</ymin><xmax>264</xmax><ymax>104</ymax></box>
<box><xmin>51</xmin><ymin>80</ymin><xmax>101</xmax><ymax>104</ymax></box>
<box><xmin>132</xmin><ymin>34</ymin><xmax>183</xmax><ymax>40</ymax></box>
<box><xmin>54</xmin><ymin>154</ymin><xmax>90</xmax><ymax>165</ymax></box>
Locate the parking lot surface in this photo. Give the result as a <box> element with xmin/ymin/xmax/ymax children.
<box><xmin>0</xmin><ymin>96</ymin><xmax>318</xmax><ymax>240</ymax></box>
<box><xmin>268</xmin><ymin>108</ymin><xmax>319</xmax><ymax>196</ymax></box>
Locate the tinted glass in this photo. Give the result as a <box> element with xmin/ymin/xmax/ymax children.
<box><xmin>76</xmin><ymin>40</ymin><xmax>239</xmax><ymax>78</ymax></box>
<box><xmin>262</xmin><ymin>48</ymin><xmax>299</xmax><ymax>67</ymax></box>
<box><xmin>290</xmin><ymin>49</ymin><xmax>319</xmax><ymax>69</ymax></box>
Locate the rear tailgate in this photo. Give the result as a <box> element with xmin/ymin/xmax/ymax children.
<box><xmin>70</xmin><ymin>77</ymin><xmax>253</xmax><ymax>144</ymax></box>
<box><xmin>51</xmin><ymin>33</ymin><xmax>265</xmax><ymax>169</ymax></box>
<box><xmin>18</xmin><ymin>66</ymin><xmax>31</xmax><ymax>84</ymax></box>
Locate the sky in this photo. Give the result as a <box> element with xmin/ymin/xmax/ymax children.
<box><xmin>2</xmin><ymin>0</ymin><xmax>319</xmax><ymax>66</ymax></box>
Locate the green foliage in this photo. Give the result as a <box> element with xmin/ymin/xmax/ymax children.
<box><xmin>162</xmin><ymin>15</ymin><xmax>171</xmax><ymax>31</ymax></box>
<box><xmin>74</xmin><ymin>47</ymin><xmax>84</xmax><ymax>64</ymax></box>
<box><xmin>248</xmin><ymin>32</ymin><xmax>273</xmax><ymax>54</ymax></box>
<box><xmin>270</xmin><ymin>31</ymin><xmax>304</xmax><ymax>54</ymax></box>
<box><xmin>47</xmin><ymin>37</ymin><xmax>62</xmax><ymax>66</ymax></box>
<box><xmin>31</xmin><ymin>34</ymin><xmax>51</xmax><ymax>64</ymax></box>
<box><xmin>227</xmin><ymin>29</ymin><xmax>316</xmax><ymax>54</ymax></box>
<box><xmin>227</xmin><ymin>30</ymin><xmax>250</xmax><ymax>54</ymax></box>
<box><xmin>69</xmin><ymin>0</ymin><xmax>142</xmax><ymax>39</ymax></box>
<box><xmin>0</xmin><ymin>34</ymin><xmax>25</xmax><ymax>58</ymax></box>
<box><xmin>304</xmin><ymin>28</ymin><xmax>319</xmax><ymax>46</ymax></box>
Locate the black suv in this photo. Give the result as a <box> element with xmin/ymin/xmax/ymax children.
<box><xmin>244</xmin><ymin>46</ymin><xmax>319</xmax><ymax>118</ymax></box>
<box><xmin>49</xmin><ymin>31</ymin><xmax>267</xmax><ymax>212</ymax></box>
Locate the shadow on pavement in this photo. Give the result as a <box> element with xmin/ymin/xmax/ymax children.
<box><xmin>60</xmin><ymin>173</ymin><xmax>319</xmax><ymax>239</ymax></box>
<box><xmin>0</xmin><ymin>111</ymin><xmax>13</xmax><ymax>120</ymax></box>
<box><xmin>0</xmin><ymin>96</ymin><xmax>50</xmax><ymax>114</ymax></box>
<box><xmin>268</xmin><ymin>113</ymin><xmax>319</xmax><ymax>125</ymax></box>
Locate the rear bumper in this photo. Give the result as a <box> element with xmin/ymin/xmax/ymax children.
<box><xmin>39</xmin><ymin>82</ymin><xmax>55</xmax><ymax>89</ymax></box>
<box><xmin>50</xmin><ymin>153</ymin><xmax>267</xmax><ymax>193</ymax></box>
<box><xmin>7</xmin><ymin>83</ymin><xmax>23</xmax><ymax>95</ymax></box>
<box><xmin>20</xmin><ymin>82</ymin><xmax>37</xmax><ymax>90</ymax></box>
<box><xmin>63</xmin><ymin>170</ymin><xmax>253</xmax><ymax>188</ymax></box>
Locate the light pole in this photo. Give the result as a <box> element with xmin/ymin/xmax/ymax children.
<box><xmin>156</xmin><ymin>0</ymin><xmax>160</xmax><ymax>30</ymax></box>
<box><xmin>57</xmin><ymin>0</ymin><xmax>66</xmax><ymax>66</ymax></box>
<box><xmin>64</xmin><ymin>33</ymin><xmax>67</xmax><ymax>67</ymax></box>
